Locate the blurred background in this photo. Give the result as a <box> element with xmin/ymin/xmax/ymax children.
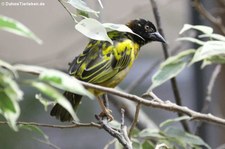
<box><xmin>0</xmin><ymin>0</ymin><xmax>225</xmax><ymax>148</ymax></box>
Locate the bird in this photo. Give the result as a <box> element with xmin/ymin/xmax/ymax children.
<box><xmin>50</xmin><ymin>18</ymin><xmax>166</xmax><ymax>122</ymax></box>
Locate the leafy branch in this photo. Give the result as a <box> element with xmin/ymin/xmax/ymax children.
<box><xmin>3</xmin><ymin>62</ymin><xmax>225</xmax><ymax>127</ymax></box>
<box><xmin>78</xmin><ymin>81</ymin><xmax>225</xmax><ymax>127</ymax></box>
<box><xmin>149</xmin><ymin>0</ymin><xmax>190</xmax><ymax>132</ymax></box>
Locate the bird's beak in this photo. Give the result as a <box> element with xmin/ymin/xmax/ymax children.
<box><xmin>150</xmin><ymin>32</ymin><xmax>166</xmax><ymax>43</ymax></box>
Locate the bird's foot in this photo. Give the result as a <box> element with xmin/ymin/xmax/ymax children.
<box><xmin>99</xmin><ymin>108</ymin><xmax>114</xmax><ymax>121</ymax></box>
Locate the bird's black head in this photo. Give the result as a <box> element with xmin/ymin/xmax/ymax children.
<box><xmin>126</xmin><ymin>19</ymin><xmax>166</xmax><ymax>45</ymax></box>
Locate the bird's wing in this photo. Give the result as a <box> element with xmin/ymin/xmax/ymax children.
<box><xmin>68</xmin><ymin>37</ymin><xmax>137</xmax><ymax>84</ymax></box>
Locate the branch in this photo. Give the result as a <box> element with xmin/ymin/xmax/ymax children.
<box><xmin>109</xmin><ymin>94</ymin><xmax>159</xmax><ymax>130</ymax></box>
<box><xmin>194</xmin><ymin>64</ymin><xmax>221</xmax><ymax>133</ymax></box>
<box><xmin>149</xmin><ymin>0</ymin><xmax>190</xmax><ymax>132</ymax></box>
<box><xmin>205</xmin><ymin>64</ymin><xmax>221</xmax><ymax>106</ymax></box>
<box><xmin>0</xmin><ymin>121</ymin><xmax>101</xmax><ymax>129</ymax></box>
<box><xmin>193</xmin><ymin>0</ymin><xmax>225</xmax><ymax>35</ymax></box>
<box><xmin>79</xmin><ymin>81</ymin><xmax>225</xmax><ymax>127</ymax></box>
<box><xmin>95</xmin><ymin>109</ymin><xmax>132</xmax><ymax>149</ymax></box>
<box><xmin>8</xmin><ymin>66</ymin><xmax>225</xmax><ymax>128</ymax></box>
<box><xmin>149</xmin><ymin>0</ymin><xmax>168</xmax><ymax>57</ymax></box>
<box><xmin>35</xmin><ymin>138</ymin><xmax>61</xmax><ymax>149</ymax></box>
<box><xmin>128</xmin><ymin>103</ymin><xmax>141</xmax><ymax>138</ymax></box>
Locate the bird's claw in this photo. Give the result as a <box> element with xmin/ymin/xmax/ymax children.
<box><xmin>99</xmin><ymin>108</ymin><xmax>114</xmax><ymax>121</ymax></box>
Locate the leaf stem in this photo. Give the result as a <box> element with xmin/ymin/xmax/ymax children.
<box><xmin>58</xmin><ymin>0</ymin><xmax>77</xmax><ymax>23</ymax></box>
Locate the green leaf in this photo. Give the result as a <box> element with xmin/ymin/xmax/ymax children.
<box><xmin>179</xmin><ymin>24</ymin><xmax>213</xmax><ymax>35</ymax></box>
<box><xmin>159</xmin><ymin>116</ymin><xmax>190</xmax><ymax>128</ymax></box>
<box><xmin>201</xmin><ymin>55</ymin><xmax>225</xmax><ymax>68</ymax></box>
<box><xmin>14</xmin><ymin>64</ymin><xmax>46</xmax><ymax>74</ymax></box>
<box><xmin>0</xmin><ymin>59</ymin><xmax>17</xmax><ymax>77</ymax></box>
<box><xmin>0</xmin><ymin>91</ymin><xmax>20</xmax><ymax>131</ymax></box>
<box><xmin>142</xmin><ymin>140</ymin><xmax>154</xmax><ymax>149</ymax></box>
<box><xmin>199</xmin><ymin>33</ymin><xmax>225</xmax><ymax>42</ymax></box>
<box><xmin>190</xmin><ymin>41</ymin><xmax>225</xmax><ymax>64</ymax></box>
<box><xmin>0</xmin><ymin>15</ymin><xmax>42</xmax><ymax>44</ymax></box>
<box><xmin>129</xmin><ymin>128</ymin><xmax>140</xmax><ymax>137</ymax></box>
<box><xmin>164</xmin><ymin>127</ymin><xmax>211</xmax><ymax>149</ymax></box>
<box><xmin>0</xmin><ymin>74</ymin><xmax>23</xmax><ymax>101</ymax></box>
<box><xmin>150</xmin><ymin>50</ymin><xmax>195</xmax><ymax>90</ymax></box>
<box><xmin>108</xmin><ymin>120</ymin><xmax>121</xmax><ymax>129</ymax></box>
<box><xmin>35</xmin><ymin>94</ymin><xmax>53</xmax><ymax>111</ymax></box>
<box><xmin>20</xmin><ymin>124</ymin><xmax>49</xmax><ymax>140</ymax></box>
<box><xmin>177</xmin><ymin>37</ymin><xmax>205</xmax><ymax>45</ymax></box>
<box><xmin>155</xmin><ymin>143</ymin><xmax>169</xmax><ymax>149</ymax></box>
<box><xmin>20</xmin><ymin>124</ymin><xmax>59</xmax><ymax>149</ymax></box>
<box><xmin>39</xmin><ymin>69</ymin><xmax>94</xmax><ymax>99</ymax></box>
<box><xmin>138</xmin><ymin>128</ymin><xmax>164</xmax><ymax>139</ymax></box>
<box><xmin>0</xmin><ymin>74</ymin><xmax>23</xmax><ymax>131</ymax></box>
<box><xmin>150</xmin><ymin>62</ymin><xmax>185</xmax><ymax>90</ymax></box>
<box><xmin>103</xmin><ymin>23</ymin><xmax>144</xmax><ymax>40</ymax></box>
<box><xmin>132</xmin><ymin>139</ymin><xmax>142</xmax><ymax>149</ymax></box>
<box><xmin>75</xmin><ymin>18</ymin><xmax>113</xmax><ymax>44</ymax></box>
<box><xmin>67</xmin><ymin>0</ymin><xmax>99</xmax><ymax>16</ymax></box>
<box><xmin>30</xmin><ymin>81</ymin><xmax>79</xmax><ymax>121</ymax></box>
<box><xmin>14</xmin><ymin>64</ymin><xmax>94</xmax><ymax>98</ymax></box>
<box><xmin>0</xmin><ymin>91</ymin><xmax>16</xmax><ymax>113</ymax></box>
<box><xmin>114</xmin><ymin>140</ymin><xmax>123</xmax><ymax>149</ymax></box>
<box><xmin>76</xmin><ymin>9</ymin><xmax>89</xmax><ymax>18</ymax></box>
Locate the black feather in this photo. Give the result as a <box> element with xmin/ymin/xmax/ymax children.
<box><xmin>50</xmin><ymin>92</ymin><xmax>82</xmax><ymax>122</ymax></box>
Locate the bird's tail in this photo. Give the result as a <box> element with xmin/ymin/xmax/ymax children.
<box><xmin>50</xmin><ymin>91</ymin><xmax>82</xmax><ymax>122</ymax></box>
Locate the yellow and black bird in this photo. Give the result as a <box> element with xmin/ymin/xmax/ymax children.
<box><xmin>50</xmin><ymin>18</ymin><xmax>166</xmax><ymax>122</ymax></box>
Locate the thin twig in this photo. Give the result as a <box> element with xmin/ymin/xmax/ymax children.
<box><xmin>128</xmin><ymin>103</ymin><xmax>141</xmax><ymax>138</ymax></box>
<box><xmin>149</xmin><ymin>0</ymin><xmax>190</xmax><ymax>132</ymax></box>
<box><xmin>35</xmin><ymin>138</ymin><xmax>61</xmax><ymax>149</ymax></box>
<box><xmin>193</xmin><ymin>0</ymin><xmax>225</xmax><ymax>35</ymax></box>
<box><xmin>120</xmin><ymin>109</ymin><xmax>132</xmax><ymax>149</ymax></box>
<box><xmin>205</xmin><ymin>64</ymin><xmax>221</xmax><ymax>105</ymax></box>
<box><xmin>194</xmin><ymin>64</ymin><xmax>221</xmax><ymax>133</ymax></box>
<box><xmin>149</xmin><ymin>0</ymin><xmax>169</xmax><ymax>57</ymax></box>
<box><xmin>109</xmin><ymin>94</ymin><xmax>159</xmax><ymax>130</ymax></box>
<box><xmin>0</xmin><ymin>121</ymin><xmax>101</xmax><ymax>129</ymax></box>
